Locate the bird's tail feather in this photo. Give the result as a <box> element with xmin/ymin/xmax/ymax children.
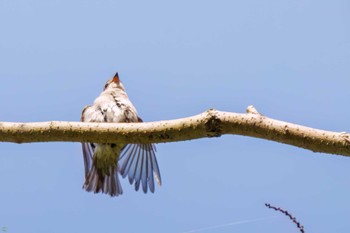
<box><xmin>83</xmin><ymin>165</ymin><xmax>123</xmax><ymax>197</ymax></box>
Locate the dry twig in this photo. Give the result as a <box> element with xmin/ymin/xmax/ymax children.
<box><xmin>265</xmin><ymin>203</ymin><xmax>305</xmax><ymax>233</ymax></box>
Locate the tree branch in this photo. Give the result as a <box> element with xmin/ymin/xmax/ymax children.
<box><xmin>1</xmin><ymin>105</ymin><xmax>350</xmax><ymax>156</ymax></box>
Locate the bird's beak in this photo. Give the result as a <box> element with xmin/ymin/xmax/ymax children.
<box><xmin>112</xmin><ymin>72</ymin><xmax>120</xmax><ymax>83</ymax></box>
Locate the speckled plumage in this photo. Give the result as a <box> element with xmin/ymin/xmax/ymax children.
<box><xmin>81</xmin><ymin>73</ymin><xmax>161</xmax><ymax>197</ymax></box>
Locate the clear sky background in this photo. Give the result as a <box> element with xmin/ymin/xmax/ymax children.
<box><xmin>0</xmin><ymin>0</ymin><xmax>349</xmax><ymax>232</ymax></box>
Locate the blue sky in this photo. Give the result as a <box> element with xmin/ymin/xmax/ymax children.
<box><xmin>0</xmin><ymin>0</ymin><xmax>349</xmax><ymax>232</ymax></box>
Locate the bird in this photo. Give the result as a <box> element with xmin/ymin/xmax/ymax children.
<box><xmin>80</xmin><ymin>72</ymin><xmax>161</xmax><ymax>197</ymax></box>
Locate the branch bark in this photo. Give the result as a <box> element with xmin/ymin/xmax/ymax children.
<box><xmin>1</xmin><ymin>105</ymin><xmax>350</xmax><ymax>156</ymax></box>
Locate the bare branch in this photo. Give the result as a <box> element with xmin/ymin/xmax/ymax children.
<box><xmin>0</xmin><ymin>106</ymin><xmax>350</xmax><ymax>156</ymax></box>
<box><xmin>265</xmin><ymin>203</ymin><xmax>305</xmax><ymax>233</ymax></box>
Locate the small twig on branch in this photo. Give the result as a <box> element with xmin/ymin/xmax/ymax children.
<box><xmin>265</xmin><ymin>203</ymin><xmax>305</xmax><ymax>233</ymax></box>
<box><xmin>0</xmin><ymin>105</ymin><xmax>350</xmax><ymax>157</ymax></box>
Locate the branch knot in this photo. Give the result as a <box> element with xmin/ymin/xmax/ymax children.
<box><xmin>246</xmin><ymin>105</ymin><xmax>261</xmax><ymax>115</ymax></box>
<box><xmin>204</xmin><ymin>109</ymin><xmax>222</xmax><ymax>137</ymax></box>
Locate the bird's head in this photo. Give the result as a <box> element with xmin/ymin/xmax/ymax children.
<box><xmin>103</xmin><ymin>72</ymin><xmax>126</xmax><ymax>91</ymax></box>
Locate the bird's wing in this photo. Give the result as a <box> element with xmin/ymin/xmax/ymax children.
<box><xmin>118</xmin><ymin>116</ymin><xmax>161</xmax><ymax>193</ymax></box>
<box><xmin>119</xmin><ymin>143</ymin><xmax>161</xmax><ymax>193</ymax></box>
<box><xmin>81</xmin><ymin>105</ymin><xmax>103</xmax><ymax>178</ymax></box>
<box><xmin>82</xmin><ymin>142</ymin><xmax>94</xmax><ymax>177</ymax></box>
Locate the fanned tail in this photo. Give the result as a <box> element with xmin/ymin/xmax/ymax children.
<box><xmin>83</xmin><ymin>165</ymin><xmax>123</xmax><ymax>197</ymax></box>
<box><xmin>82</xmin><ymin>143</ymin><xmax>123</xmax><ymax>197</ymax></box>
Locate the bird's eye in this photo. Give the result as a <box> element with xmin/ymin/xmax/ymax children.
<box><xmin>104</xmin><ymin>83</ymin><xmax>109</xmax><ymax>90</ymax></box>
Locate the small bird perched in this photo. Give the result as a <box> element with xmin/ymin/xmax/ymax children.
<box><xmin>81</xmin><ymin>72</ymin><xmax>161</xmax><ymax>197</ymax></box>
